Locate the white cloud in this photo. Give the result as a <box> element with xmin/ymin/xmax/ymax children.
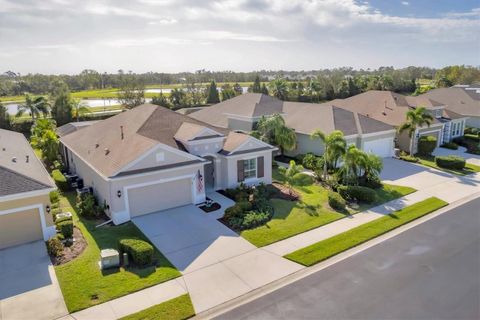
<box><xmin>401</xmin><ymin>1</ymin><xmax>409</xmax><ymax>6</ymax></box>
<box><xmin>104</xmin><ymin>37</ymin><xmax>192</xmax><ymax>47</ymax></box>
<box><xmin>85</xmin><ymin>4</ymin><xmax>157</xmax><ymax>19</ymax></box>
<box><xmin>148</xmin><ymin>17</ymin><xmax>178</xmax><ymax>25</ymax></box>
<box><xmin>198</xmin><ymin>31</ymin><xmax>290</xmax><ymax>42</ymax></box>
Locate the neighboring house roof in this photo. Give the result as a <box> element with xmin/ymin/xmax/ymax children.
<box><xmin>61</xmin><ymin>104</ymin><xmax>266</xmax><ymax>178</ymax></box>
<box><xmin>420</xmin><ymin>86</ymin><xmax>480</xmax><ymax>117</ymax></box>
<box><xmin>189</xmin><ymin>93</ymin><xmax>284</xmax><ymax>127</ymax></box>
<box><xmin>328</xmin><ymin>91</ymin><xmax>444</xmax><ymax>127</ymax></box>
<box><xmin>56</xmin><ymin>120</ymin><xmax>99</xmax><ymax>137</ymax></box>
<box><xmin>0</xmin><ymin>129</ymin><xmax>55</xmax><ymax>197</ymax></box>
<box><xmin>189</xmin><ymin>93</ymin><xmax>394</xmax><ymax>136</ymax></box>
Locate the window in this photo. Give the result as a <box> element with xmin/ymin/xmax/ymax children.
<box><xmin>243</xmin><ymin>158</ymin><xmax>257</xmax><ymax>179</ymax></box>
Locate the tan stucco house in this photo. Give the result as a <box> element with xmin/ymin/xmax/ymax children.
<box><xmin>59</xmin><ymin>104</ymin><xmax>275</xmax><ymax>225</ymax></box>
<box><xmin>328</xmin><ymin>91</ymin><xmax>468</xmax><ymax>154</ymax></box>
<box><xmin>0</xmin><ymin>129</ymin><xmax>56</xmax><ymax>250</ymax></box>
<box><xmin>190</xmin><ymin>93</ymin><xmax>397</xmax><ymax>158</ymax></box>
<box><xmin>420</xmin><ymin>85</ymin><xmax>480</xmax><ymax>129</ymax></box>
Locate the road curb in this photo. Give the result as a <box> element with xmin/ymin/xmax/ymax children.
<box><xmin>196</xmin><ymin>192</ymin><xmax>480</xmax><ymax>319</ymax></box>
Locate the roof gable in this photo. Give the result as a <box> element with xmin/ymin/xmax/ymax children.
<box><xmin>0</xmin><ymin>166</ymin><xmax>52</xmax><ymax>197</ymax></box>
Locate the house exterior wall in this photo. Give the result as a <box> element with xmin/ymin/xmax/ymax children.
<box><xmin>221</xmin><ymin>150</ymin><xmax>273</xmax><ymax>189</ymax></box>
<box><xmin>126</xmin><ymin>146</ymin><xmax>195</xmax><ymax>172</ymax></box>
<box><xmin>466</xmin><ymin>116</ymin><xmax>480</xmax><ymax>129</ymax></box>
<box><xmin>0</xmin><ymin>192</ymin><xmax>56</xmax><ymax>248</ymax></box>
<box><xmin>287</xmin><ymin>133</ymin><xmax>325</xmax><ymax>156</ymax></box>
<box><xmin>227</xmin><ymin>118</ymin><xmax>254</xmax><ymax>132</ymax></box>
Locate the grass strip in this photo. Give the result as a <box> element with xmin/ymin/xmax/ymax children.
<box><xmin>120</xmin><ymin>294</ymin><xmax>195</xmax><ymax>320</ymax></box>
<box><xmin>285</xmin><ymin>197</ymin><xmax>448</xmax><ymax>266</ymax></box>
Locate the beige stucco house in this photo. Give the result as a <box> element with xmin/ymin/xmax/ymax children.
<box><xmin>60</xmin><ymin>104</ymin><xmax>275</xmax><ymax>225</ymax></box>
<box><xmin>328</xmin><ymin>91</ymin><xmax>468</xmax><ymax>154</ymax></box>
<box><xmin>189</xmin><ymin>93</ymin><xmax>397</xmax><ymax>158</ymax></box>
<box><xmin>0</xmin><ymin>129</ymin><xmax>56</xmax><ymax>250</ymax></box>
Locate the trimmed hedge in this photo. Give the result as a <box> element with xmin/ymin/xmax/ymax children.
<box><xmin>46</xmin><ymin>237</ymin><xmax>63</xmax><ymax>257</ymax></box>
<box><xmin>417</xmin><ymin>135</ymin><xmax>437</xmax><ymax>156</ymax></box>
<box><xmin>52</xmin><ymin>169</ymin><xmax>68</xmax><ymax>191</ymax></box>
<box><xmin>328</xmin><ymin>191</ymin><xmax>346</xmax><ymax>211</ymax></box>
<box><xmin>57</xmin><ymin>220</ymin><xmax>74</xmax><ymax>238</ymax></box>
<box><xmin>119</xmin><ymin>239</ymin><xmax>154</xmax><ymax>266</ymax></box>
<box><xmin>399</xmin><ymin>154</ymin><xmax>419</xmax><ymax>163</ymax></box>
<box><xmin>440</xmin><ymin>142</ymin><xmax>458</xmax><ymax>150</ymax></box>
<box><xmin>435</xmin><ymin>155</ymin><xmax>466</xmax><ymax>170</ymax></box>
<box><xmin>337</xmin><ymin>185</ymin><xmax>377</xmax><ymax>204</ymax></box>
<box><xmin>464</xmin><ymin>134</ymin><xmax>480</xmax><ymax>143</ymax></box>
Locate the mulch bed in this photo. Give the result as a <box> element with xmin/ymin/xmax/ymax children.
<box><xmin>270</xmin><ymin>182</ymin><xmax>300</xmax><ymax>201</ymax></box>
<box><xmin>199</xmin><ymin>202</ymin><xmax>221</xmax><ymax>212</ymax></box>
<box><xmin>51</xmin><ymin>227</ymin><xmax>87</xmax><ymax>266</ymax></box>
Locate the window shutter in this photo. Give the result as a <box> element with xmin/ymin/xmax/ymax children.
<box><xmin>237</xmin><ymin>160</ymin><xmax>244</xmax><ymax>182</ymax></box>
<box><xmin>257</xmin><ymin>156</ymin><xmax>264</xmax><ymax>178</ymax></box>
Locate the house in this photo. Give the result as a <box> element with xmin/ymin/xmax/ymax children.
<box><xmin>0</xmin><ymin>129</ymin><xmax>56</xmax><ymax>249</ymax></box>
<box><xmin>189</xmin><ymin>93</ymin><xmax>397</xmax><ymax>158</ymax></box>
<box><xmin>328</xmin><ymin>91</ymin><xmax>468</xmax><ymax>154</ymax></box>
<box><xmin>59</xmin><ymin>104</ymin><xmax>275</xmax><ymax>225</ymax></box>
<box><xmin>420</xmin><ymin>85</ymin><xmax>480</xmax><ymax>128</ymax></box>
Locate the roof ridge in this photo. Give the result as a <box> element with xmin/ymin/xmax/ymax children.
<box><xmin>352</xmin><ymin>111</ymin><xmax>363</xmax><ymax>135</ymax></box>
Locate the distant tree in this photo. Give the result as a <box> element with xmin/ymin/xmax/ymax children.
<box><xmin>79</xmin><ymin>69</ymin><xmax>101</xmax><ymax>90</ymax></box>
<box><xmin>435</xmin><ymin>76</ymin><xmax>453</xmax><ymax>88</ymax></box>
<box><xmin>185</xmin><ymin>82</ymin><xmax>205</xmax><ymax>106</ymax></box>
<box><xmin>268</xmin><ymin>78</ymin><xmax>289</xmax><ymax>100</ymax></box>
<box><xmin>169</xmin><ymin>88</ymin><xmax>187</xmax><ymax>107</ymax></box>
<box><xmin>16</xmin><ymin>94</ymin><xmax>50</xmax><ymax>121</ymax></box>
<box><xmin>252</xmin><ymin>75</ymin><xmax>262</xmax><ymax>93</ymax></box>
<box><xmin>117</xmin><ymin>74</ymin><xmax>145</xmax><ymax>109</ymax></box>
<box><xmin>151</xmin><ymin>92</ymin><xmax>171</xmax><ymax>108</ymax></box>
<box><xmin>0</xmin><ymin>103</ymin><xmax>11</xmax><ymax>129</ymax></box>
<box><xmin>71</xmin><ymin>99</ymin><xmax>92</xmax><ymax>122</ymax></box>
<box><xmin>398</xmin><ymin>106</ymin><xmax>434</xmax><ymax>156</ymax></box>
<box><xmin>30</xmin><ymin>119</ymin><xmax>58</xmax><ymax>165</ymax></box>
<box><xmin>261</xmin><ymin>83</ymin><xmax>269</xmax><ymax>95</ymax></box>
<box><xmin>50</xmin><ymin>86</ymin><xmax>73</xmax><ymax>126</ymax></box>
<box><xmin>206</xmin><ymin>80</ymin><xmax>220</xmax><ymax>104</ymax></box>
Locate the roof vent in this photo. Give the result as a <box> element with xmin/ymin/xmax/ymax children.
<box><xmin>95</xmin><ymin>143</ymin><xmax>99</xmax><ymax>148</ymax></box>
<box><xmin>120</xmin><ymin>126</ymin><xmax>124</xmax><ymax>140</ymax></box>
<box><xmin>104</xmin><ymin>148</ymin><xmax>110</xmax><ymax>155</ymax></box>
<box><xmin>26</xmin><ymin>155</ymin><xmax>29</xmax><ymax>163</ymax></box>
<box><xmin>2</xmin><ymin>147</ymin><xmax>5</xmax><ymax>151</ymax></box>
<box><xmin>12</xmin><ymin>157</ymin><xmax>17</xmax><ymax>163</ymax></box>
<box><xmin>461</xmin><ymin>101</ymin><xmax>465</xmax><ymax>104</ymax></box>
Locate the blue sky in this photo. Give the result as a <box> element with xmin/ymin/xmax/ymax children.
<box><xmin>0</xmin><ymin>0</ymin><xmax>479</xmax><ymax>74</ymax></box>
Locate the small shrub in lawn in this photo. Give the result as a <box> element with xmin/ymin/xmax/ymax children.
<box><xmin>46</xmin><ymin>237</ymin><xmax>63</xmax><ymax>257</ymax></box>
<box><xmin>440</xmin><ymin>142</ymin><xmax>458</xmax><ymax>150</ymax></box>
<box><xmin>241</xmin><ymin>211</ymin><xmax>271</xmax><ymax>229</ymax></box>
<box><xmin>76</xmin><ymin>194</ymin><xmax>102</xmax><ymax>218</ymax></box>
<box><xmin>57</xmin><ymin>220</ymin><xmax>74</xmax><ymax>238</ymax></box>
<box><xmin>417</xmin><ymin>136</ymin><xmax>437</xmax><ymax>156</ymax></box>
<box><xmin>435</xmin><ymin>155</ymin><xmax>466</xmax><ymax>170</ymax></box>
<box><xmin>338</xmin><ymin>185</ymin><xmax>377</xmax><ymax>204</ymax></box>
<box><xmin>52</xmin><ymin>169</ymin><xmax>68</xmax><ymax>191</ymax></box>
<box><xmin>328</xmin><ymin>191</ymin><xmax>346</xmax><ymax>211</ymax></box>
<box><xmin>119</xmin><ymin>239</ymin><xmax>154</xmax><ymax>266</ymax></box>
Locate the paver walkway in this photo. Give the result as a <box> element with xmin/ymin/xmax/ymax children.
<box><xmin>68</xmin><ymin>159</ymin><xmax>480</xmax><ymax>319</ymax></box>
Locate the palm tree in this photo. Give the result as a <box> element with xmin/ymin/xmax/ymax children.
<box><xmin>310</xmin><ymin>130</ymin><xmax>346</xmax><ymax>181</ymax></box>
<box><xmin>398</xmin><ymin>106</ymin><xmax>434</xmax><ymax>156</ymax></box>
<box><xmin>256</xmin><ymin>114</ymin><xmax>296</xmax><ymax>156</ymax></box>
<box><xmin>268</xmin><ymin>78</ymin><xmax>289</xmax><ymax>100</ymax></box>
<box><xmin>16</xmin><ymin>94</ymin><xmax>50</xmax><ymax>121</ymax></box>
<box><xmin>278</xmin><ymin>160</ymin><xmax>304</xmax><ymax>195</ymax></box>
<box><xmin>275</xmin><ymin>125</ymin><xmax>297</xmax><ymax>156</ymax></box>
<box><xmin>341</xmin><ymin>145</ymin><xmax>366</xmax><ymax>185</ymax></box>
<box><xmin>71</xmin><ymin>99</ymin><xmax>92</xmax><ymax>121</ymax></box>
<box><xmin>360</xmin><ymin>153</ymin><xmax>383</xmax><ymax>182</ymax></box>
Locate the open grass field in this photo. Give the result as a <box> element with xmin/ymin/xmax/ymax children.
<box><xmin>54</xmin><ymin>192</ymin><xmax>180</xmax><ymax>312</ymax></box>
<box><xmin>285</xmin><ymin>197</ymin><xmax>448</xmax><ymax>266</ymax></box>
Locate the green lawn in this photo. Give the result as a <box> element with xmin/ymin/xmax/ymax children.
<box><xmin>285</xmin><ymin>197</ymin><xmax>448</xmax><ymax>266</ymax></box>
<box><xmin>241</xmin><ymin>171</ymin><xmax>416</xmax><ymax>247</ymax></box>
<box><xmin>120</xmin><ymin>294</ymin><xmax>195</xmax><ymax>320</ymax></box>
<box><xmin>55</xmin><ymin>192</ymin><xmax>181</xmax><ymax>312</ymax></box>
<box><xmin>417</xmin><ymin>155</ymin><xmax>480</xmax><ymax>176</ymax></box>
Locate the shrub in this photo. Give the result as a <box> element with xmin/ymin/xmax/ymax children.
<box><xmin>453</xmin><ymin>136</ymin><xmax>480</xmax><ymax>154</ymax></box>
<box><xmin>328</xmin><ymin>191</ymin><xmax>346</xmax><ymax>211</ymax></box>
<box><xmin>57</xmin><ymin>220</ymin><xmax>74</xmax><ymax>238</ymax></box>
<box><xmin>52</xmin><ymin>169</ymin><xmax>68</xmax><ymax>191</ymax></box>
<box><xmin>362</xmin><ymin>175</ymin><xmax>383</xmax><ymax>189</ymax></box>
<box><xmin>464</xmin><ymin>134</ymin><xmax>480</xmax><ymax>143</ymax></box>
<box><xmin>338</xmin><ymin>185</ymin><xmax>377</xmax><ymax>204</ymax></box>
<box><xmin>119</xmin><ymin>239</ymin><xmax>154</xmax><ymax>266</ymax></box>
<box><xmin>435</xmin><ymin>155</ymin><xmax>466</xmax><ymax>170</ymax></box>
<box><xmin>46</xmin><ymin>237</ymin><xmax>63</xmax><ymax>257</ymax></box>
<box><xmin>417</xmin><ymin>136</ymin><xmax>437</xmax><ymax>156</ymax></box>
<box><xmin>440</xmin><ymin>142</ymin><xmax>458</xmax><ymax>150</ymax></box>
<box><xmin>49</xmin><ymin>190</ymin><xmax>60</xmax><ymax>204</ymax></box>
<box><xmin>241</xmin><ymin>211</ymin><xmax>270</xmax><ymax>229</ymax></box>
<box><xmin>464</xmin><ymin>127</ymin><xmax>478</xmax><ymax>135</ymax></box>
<box><xmin>400</xmin><ymin>154</ymin><xmax>419</xmax><ymax>163</ymax></box>
<box><xmin>55</xmin><ymin>215</ymin><xmax>72</xmax><ymax>224</ymax></box>
<box><xmin>77</xmin><ymin>194</ymin><xmax>101</xmax><ymax>218</ymax></box>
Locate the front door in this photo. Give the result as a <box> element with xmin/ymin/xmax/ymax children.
<box><xmin>204</xmin><ymin>156</ymin><xmax>215</xmax><ymax>190</ymax></box>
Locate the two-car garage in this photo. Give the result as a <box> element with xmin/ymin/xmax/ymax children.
<box><xmin>127</xmin><ymin>178</ymin><xmax>194</xmax><ymax>218</ymax></box>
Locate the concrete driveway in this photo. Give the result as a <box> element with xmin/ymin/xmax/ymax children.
<box><xmin>0</xmin><ymin>241</ymin><xmax>68</xmax><ymax>320</ymax></box>
<box><xmin>433</xmin><ymin>146</ymin><xmax>480</xmax><ymax>166</ymax></box>
<box><xmin>133</xmin><ymin>200</ymin><xmax>303</xmax><ymax>313</ymax></box>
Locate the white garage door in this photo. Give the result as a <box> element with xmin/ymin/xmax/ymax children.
<box><xmin>363</xmin><ymin>137</ymin><xmax>394</xmax><ymax>158</ymax></box>
<box><xmin>0</xmin><ymin>209</ymin><xmax>43</xmax><ymax>249</ymax></box>
<box><xmin>128</xmin><ymin>179</ymin><xmax>192</xmax><ymax>217</ymax></box>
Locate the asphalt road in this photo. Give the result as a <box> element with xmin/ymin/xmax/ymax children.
<box><xmin>216</xmin><ymin>197</ymin><xmax>480</xmax><ymax>320</ymax></box>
